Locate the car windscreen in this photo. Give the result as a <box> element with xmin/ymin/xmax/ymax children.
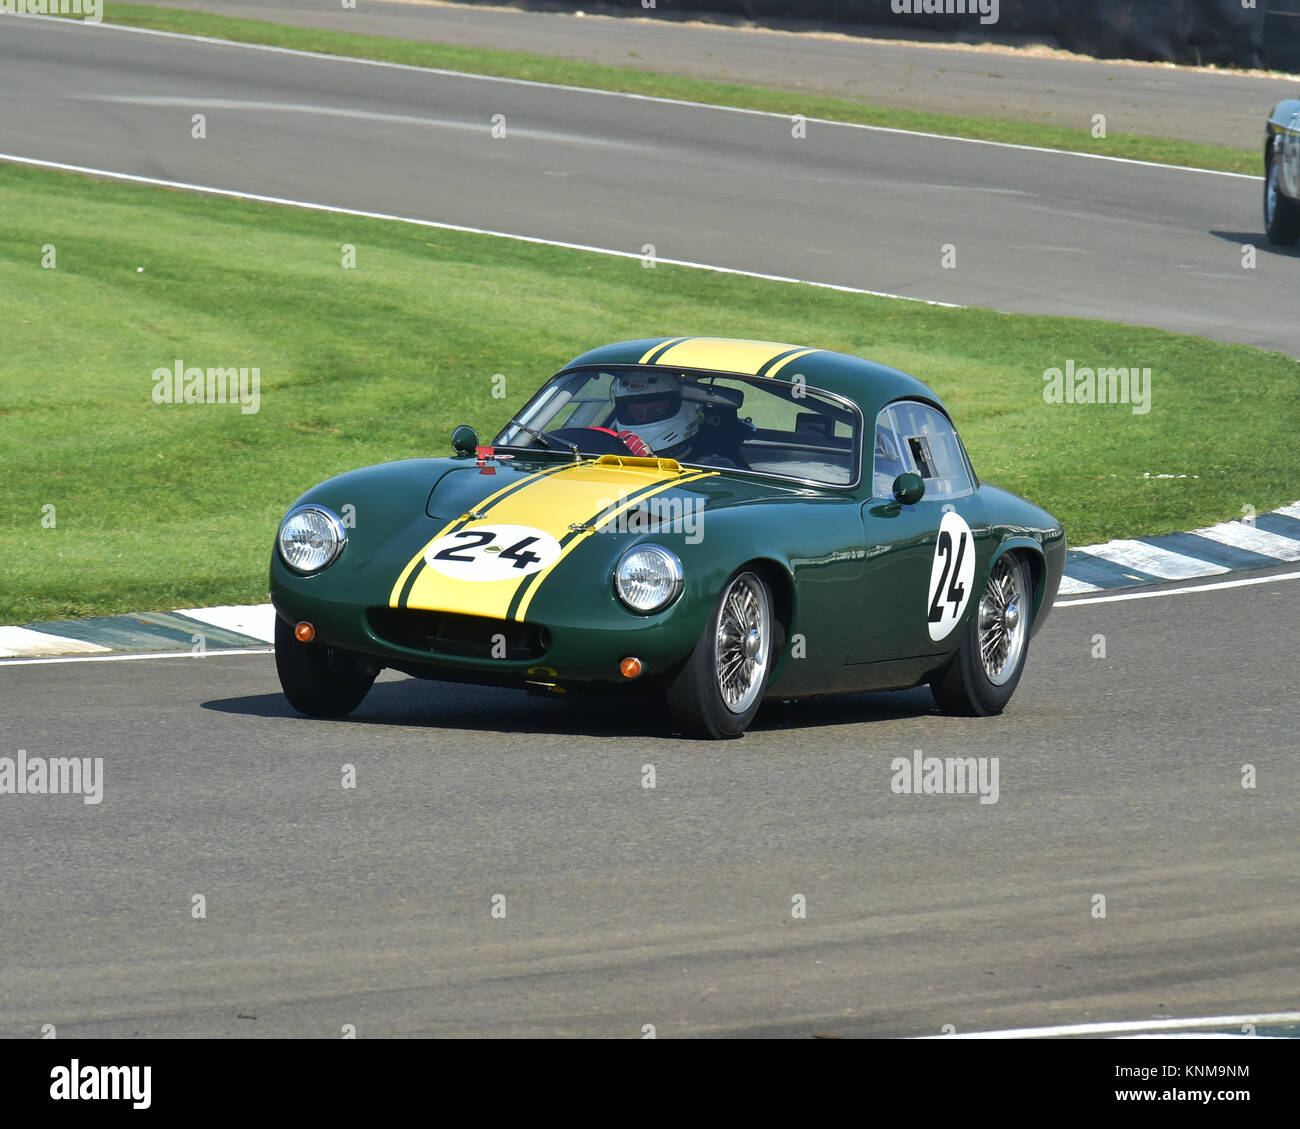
<box><xmin>494</xmin><ymin>366</ymin><xmax>861</xmax><ymax>487</ymax></box>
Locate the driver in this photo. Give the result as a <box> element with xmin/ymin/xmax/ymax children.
<box><xmin>610</xmin><ymin>373</ymin><xmax>702</xmax><ymax>459</ymax></box>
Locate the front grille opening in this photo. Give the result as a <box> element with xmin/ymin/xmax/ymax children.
<box><xmin>368</xmin><ymin>608</ymin><xmax>551</xmax><ymax>660</ymax></box>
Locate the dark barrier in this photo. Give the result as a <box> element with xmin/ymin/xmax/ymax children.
<box><xmin>1267</xmin><ymin>0</ymin><xmax>1300</xmax><ymax>71</ymax></box>
<box><xmin>523</xmin><ymin>1</ymin><xmax>1298</xmax><ymax>70</ymax></box>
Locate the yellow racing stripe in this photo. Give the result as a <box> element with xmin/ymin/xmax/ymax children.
<box><xmin>651</xmin><ymin>337</ymin><xmax>805</xmax><ymax>376</ymax></box>
<box><xmin>511</xmin><ymin>470</ymin><xmax>716</xmax><ymax>622</ymax></box>
<box><xmin>402</xmin><ymin>461</ymin><xmax>704</xmax><ymax>618</ymax></box>
<box><xmin>387</xmin><ymin>462</ymin><xmax>576</xmax><ymax>607</ymax></box>
<box><xmin>389</xmin><ymin>516</ymin><xmax>457</xmax><ymax>607</ymax></box>
<box><xmin>637</xmin><ymin>337</ymin><xmax>687</xmax><ymax>364</ymax></box>
<box><xmin>765</xmin><ymin>348</ymin><xmax>819</xmax><ymax>379</ymax></box>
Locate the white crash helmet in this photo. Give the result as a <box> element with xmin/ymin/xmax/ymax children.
<box><xmin>611</xmin><ymin>373</ymin><xmax>701</xmax><ymax>458</ymax></box>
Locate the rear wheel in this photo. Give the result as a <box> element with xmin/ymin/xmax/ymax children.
<box><xmin>1265</xmin><ymin>146</ymin><xmax>1300</xmax><ymax>245</ymax></box>
<box><xmin>275</xmin><ymin>615</ymin><xmax>378</xmax><ymax>717</ymax></box>
<box><xmin>930</xmin><ymin>554</ymin><xmax>1031</xmax><ymax>716</ymax></box>
<box><xmin>667</xmin><ymin>570</ymin><xmax>774</xmax><ymax>739</ymax></box>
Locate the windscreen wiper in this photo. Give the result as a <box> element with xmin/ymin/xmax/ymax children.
<box><xmin>505</xmin><ymin>419</ymin><xmax>580</xmax><ymax>460</ymax></box>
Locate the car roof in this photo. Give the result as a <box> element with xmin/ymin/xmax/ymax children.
<box><xmin>559</xmin><ymin>337</ymin><xmax>948</xmax><ymax>417</ymax></box>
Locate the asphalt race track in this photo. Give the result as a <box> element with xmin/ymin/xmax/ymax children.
<box><xmin>121</xmin><ymin>0</ymin><xmax>1300</xmax><ymax>149</ymax></box>
<box><xmin>1</xmin><ymin>15</ymin><xmax>1299</xmax><ymax>356</ymax></box>
<box><xmin>1</xmin><ymin>569</ymin><xmax>1296</xmax><ymax>1037</ymax></box>
<box><xmin>0</xmin><ymin>10</ymin><xmax>1297</xmax><ymax>1039</ymax></box>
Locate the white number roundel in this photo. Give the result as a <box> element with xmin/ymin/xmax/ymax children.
<box><xmin>424</xmin><ymin>523</ymin><xmax>562</xmax><ymax>582</ymax></box>
<box><xmin>926</xmin><ymin>510</ymin><xmax>975</xmax><ymax>642</ymax></box>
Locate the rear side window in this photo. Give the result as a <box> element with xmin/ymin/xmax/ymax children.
<box><xmin>873</xmin><ymin>401</ymin><xmax>974</xmax><ymax>499</ymax></box>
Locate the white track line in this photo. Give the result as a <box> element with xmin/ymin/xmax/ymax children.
<box><xmin>0</xmin><ymin>647</ymin><xmax>274</xmax><ymax>667</ymax></box>
<box><xmin>11</xmin><ymin>13</ymin><xmax>1259</xmax><ymax>181</ymax></box>
<box><xmin>0</xmin><ymin>152</ymin><xmax>964</xmax><ymax>307</ymax></box>
<box><xmin>1054</xmin><ymin>569</ymin><xmax>1300</xmax><ymax>607</ymax></box>
<box><xmin>82</xmin><ymin>93</ymin><xmax>650</xmax><ymax>152</ymax></box>
<box><xmin>916</xmin><ymin>1011</ymin><xmax>1300</xmax><ymax>1039</ymax></box>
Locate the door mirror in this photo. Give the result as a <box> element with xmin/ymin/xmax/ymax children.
<box><xmin>451</xmin><ymin>424</ymin><xmax>479</xmax><ymax>455</ymax></box>
<box><xmin>892</xmin><ymin>472</ymin><xmax>925</xmax><ymax>506</ymax></box>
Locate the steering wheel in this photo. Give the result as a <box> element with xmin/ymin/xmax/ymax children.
<box><xmin>548</xmin><ymin>426</ymin><xmax>652</xmax><ymax>456</ymax></box>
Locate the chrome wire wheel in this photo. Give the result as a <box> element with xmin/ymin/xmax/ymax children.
<box><xmin>977</xmin><ymin>557</ymin><xmax>1029</xmax><ymax>687</ymax></box>
<box><xmin>713</xmin><ymin>571</ymin><xmax>772</xmax><ymax>715</ymax></box>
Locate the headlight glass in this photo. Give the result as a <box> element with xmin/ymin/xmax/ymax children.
<box><xmin>615</xmin><ymin>545</ymin><xmax>683</xmax><ymax>613</ymax></box>
<box><xmin>278</xmin><ymin>505</ymin><xmax>346</xmax><ymax>573</ymax></box>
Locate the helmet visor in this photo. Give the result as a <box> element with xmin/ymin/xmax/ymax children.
<box><xmin>616</xmin><ymin>393</ymin><xmax>681</xmax><ymax>426</ymax></box>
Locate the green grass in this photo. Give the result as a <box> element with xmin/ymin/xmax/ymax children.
<box><xmin>0</xmin><ymin>161</ymin><xmax>1295</xmax><ymax>623</ymax></box>
<box><xmin>64</xmin><ymin>2</ymin><xmax>1259</xmax><ymax>176</ymax></box>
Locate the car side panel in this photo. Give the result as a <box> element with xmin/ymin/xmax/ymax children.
<box><xmin>854</xmin><ymin>491</ymin><xmax>994</xmax><ymax>665</ymax></box>
<box><xmin>643</xmin><ymin>498</ymin><xmax>879</xmax><ymax>698</ymax></box>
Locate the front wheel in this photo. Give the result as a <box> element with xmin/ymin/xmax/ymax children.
<box><xmin>930</xmin><ymin>554</ymin><xmax>1031</xmax><ymax>716</ymax></box>
<box><xmin>1265</xmin><ymin>147</ymin><xmax>1300</xmax><ymax>245</ymax></box>
<box><xmin>275</xmin><ymin>615</ymin><xmax>378</xmax><ymax>717</ymax></box>
<box><xmin>667</xmin><ymin>569</ymin><xmax>774</xmax><ymax>739</ymax></box>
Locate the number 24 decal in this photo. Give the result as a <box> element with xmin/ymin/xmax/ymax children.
<box><xmin>434</xmin><ymin>530</ymin><xmax>542</xmax><ymax>570</ymax></box>
<box><xmin>926</xmin><ymin>511</ymin><xmax>975</xmax><ymax>642</ymax></box>
<box><xmin>423</xmin><ymin>523</ymin><xmax>564</xmax><ymax>582</ymax></box>
<box><xmin>928</xmin><ymin>530</ymin><xmax>967</xmax><ymax>623</ymax></box>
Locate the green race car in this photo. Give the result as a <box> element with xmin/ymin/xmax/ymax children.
<box><xmin>271</xmin><ymin>337</ymin><xmax>1065</xmax><ymax>738</ymax></box>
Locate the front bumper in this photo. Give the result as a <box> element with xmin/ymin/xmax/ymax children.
<box><xmin>269</xmin><ymin>583</ymin><xmax>704</xmax><ymax>691</ymax></box>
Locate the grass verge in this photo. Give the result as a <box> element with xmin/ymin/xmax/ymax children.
<box><xmin>1</xmin><ymin>161</ymin><xmax>1295</xmax><ymax>622</ymax></box>
<box><xmin>45</xmin><ymin>2</ymin><xmax>1260</xmax><ymax>176</ymax></box>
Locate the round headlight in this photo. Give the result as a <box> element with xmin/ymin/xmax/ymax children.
<box><xmin>615</xmin><ymin>545</ymin><xmax>683</xmax><ymax>613</ymax></box>
<box><xmin>278</xmin><ymin>505</ymin><xmax>347</xmax><ymax>574</ymax></box>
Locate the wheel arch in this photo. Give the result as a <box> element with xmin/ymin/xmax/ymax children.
<box><xmin>736</xmin><ymin>556</ymin><xmax>793</xmax><ymax>659</ymax></box>
<box><xmin>988</xmin><ymin>538</ymin><xmax>1048</xmax><ymax>627</ymax></box>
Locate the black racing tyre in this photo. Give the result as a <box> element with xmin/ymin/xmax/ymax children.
<box><xmin>1265</xmin><ymin>147</ymin><xmax>1300</xmax><ymax>246</ymax></box>
<box><xmin>667</xmin><ymin>569</ymin><xmax>774</xmax><ymax>739</ymax></box>
<box><xmin>275</xmin><ymin>615</ymin><xmax>378</xmax><ymax>718</ymax></box>
<box><xmin>930</xmin><ymin>553</ymin><xmax>1031</xmax><ymax>717</ymax></box>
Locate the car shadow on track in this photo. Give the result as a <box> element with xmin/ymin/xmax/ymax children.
<box><xmin>201</xmin><ymin>676</ymin><xmax>941</xmax><ymax>739</ymax></box>
<box><xmin>1209</xmin><ymin>229</ymin><xmax>1300</xmax><ymax>257</ymax></box>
